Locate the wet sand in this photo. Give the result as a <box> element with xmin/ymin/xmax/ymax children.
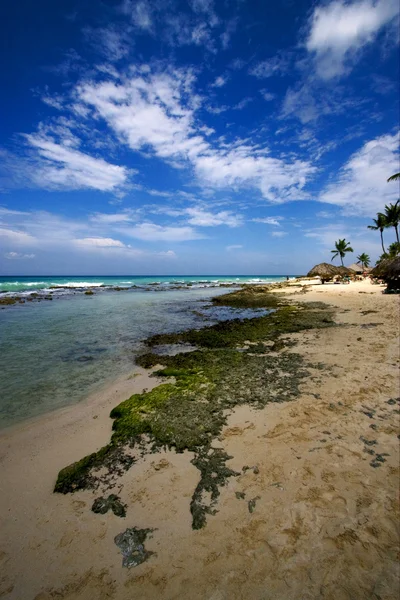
<box><xmin>0</xmin><ymin>279</ymin><xmax>399</xmax><ymax>600</ymax></box>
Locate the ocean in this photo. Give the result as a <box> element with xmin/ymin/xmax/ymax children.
<box><xmin>0</xmin><ymin>275</ymin><xmax>288</xmax><ymax>428</ymax></box>
<box><xmin>0</xmin><ymin>274</ymin><xmax>288</xmax><ymax>295</ymax></box>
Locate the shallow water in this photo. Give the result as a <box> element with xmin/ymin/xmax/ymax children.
<box><xmin>0</xmin><ymin>287</ymin><xmax>269</xmax><ymax>428</ymax></box>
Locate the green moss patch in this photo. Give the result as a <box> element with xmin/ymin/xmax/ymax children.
<box><xmin>55</xmin><ymin>294</ymin><xmax>335</xmax><ymax>530</ymax></box>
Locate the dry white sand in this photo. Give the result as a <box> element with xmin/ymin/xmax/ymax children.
<box><xmin>0</xmin><ymin>280</ymin><xmax>399</xmax><ymax>600</ymax></box>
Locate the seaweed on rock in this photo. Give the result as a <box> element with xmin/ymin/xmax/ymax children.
<box><xmin>54</xmin><ymin>292</ymin><xmax>336</xmax><ymax>529</ymax></box>
<box><xmin>190</xmin><ymin>447</ymin><xmax>240</xmax><ymax>530</ymax></box>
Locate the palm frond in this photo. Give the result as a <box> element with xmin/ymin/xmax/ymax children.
<box><xmin>387</xmin><ymin>172</ymin><xmax>400</xmax><ymax>182</ymax></box>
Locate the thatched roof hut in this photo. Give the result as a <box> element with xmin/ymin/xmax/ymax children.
<box><xmin>371</xmin><ymin>256</ymin><xmax>400</xmax><ymax>292</ymax></box>
<box><xmin>336</xmin><ymin>266</ymin><xmax>355</xmax><ymax>275</ymax></box>
<box><xmin>371</xmin><ymin>258</ymin><xmax>392</xmax><ymax>278</ymax></box>
<box><xmin>347</xmin><ymin>262</ymin><xmax>364</xmax><ymax>273</ymax></box>
<box><xmin>307</xmin><ymin>263</ymin><xmax>339</xmax><ymax>282</ymax></box>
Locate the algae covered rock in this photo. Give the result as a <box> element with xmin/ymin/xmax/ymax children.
<box><xmin>92</xmin><ymin>494</ymin><xmax>126</xmax><ymax>517</ymax></box>
<box><xmin>114</xmin><ymin>527</ymin><xmax>156</xmax><ymax>568</ymax></box>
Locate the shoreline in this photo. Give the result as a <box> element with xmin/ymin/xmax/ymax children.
<box><xmin>1</xmin><ymin>279</ymin><xmax>399</xmax><ymax>599</ymax></box>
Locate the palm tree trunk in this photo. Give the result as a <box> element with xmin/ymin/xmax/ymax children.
<box><xmin>341</xmin><ymin>255</ymin><xmax>344</xmax><ymax>266</ymax></box>
<box><xmin>380</xmin><ymin>230</ymin><xmax>386</xmax><ymax>253</ymax></box>
<box><xmin>395</xmin><ymin>225</ymin><xmax>399</xmax><ymax>243</ymax></box>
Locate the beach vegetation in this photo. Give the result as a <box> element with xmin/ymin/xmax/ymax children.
<box><xmin>330</xmin><ymin>238</ymin><xmax>354</xmax><ymax>266</ymax></box>
<box><xmin>375</xmin><ymin>241</ymin><xmax>400</xmax><ymax>265</ymax></box>
<box><xmin>368</xmin><ymin>213</ymin><xmax>387</xmax><ymax>254</ymax></box>
<box><xmin>383</xmin><ymin>200</ymin><xmax>400</xmax><ymax>243</ymax></box>
<box><xmin>387</xmin><ymin>172</ymin><xmax>400</xmax><ymax>182</ymax></box>
<box><xmin>356</xmin><ymin>253</ymin><xmax>371</xmax><ymax>269</ymax></box>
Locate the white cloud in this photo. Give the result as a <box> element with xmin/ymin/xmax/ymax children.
<box><xmin>306</xmin><ymin>0</ymin><xmax>399</xmax><ymax>79</ymax></box>
<box><xmin>0</xmin><ymin>227</ymin><xmax>36</xmax><ymax>245</ymax></box>
<box><xmin>211</xmin><ymin>75</ymin><xmax>228</xmax><ymax>88</ymax></box>
<box><xmin>318</xmin><ymin>132</ymin><xmax>399</xmax><ymax>214</ymax></box>
<box><xmin>41</xmin><ymin>95</ymin><xmax>64</xmax><ymax>110</ymax></box>
<box><xmin>121</xmin><ymin>0</ymin><xmax>153</xmax><ymax>31</ymax></box>
<box><xmin>25</xmin><ymin>134</ymin><xmax>129</xmax><ymax>192</ymax></box>
<box><xmin>249</xmin><ymin>53</ymin><xmax>290</xmax><ymax>78</ymax></box>
<box><xmin>84</xmin><ymin>26</ymin><xmax>132</xmax><ymax>61</ymax></box>
<box><xmin>271</xmin><ymin>231</ymin><xmax>287</xmax><ymax>237</ymax></box>
<box><xmin>185</xmin><ymin>208</ymin><xmax>242</xmax><ymax>227</ymax></box>
<box><xmin>119</xmin><ymin>222</ymin><xmax>204</xmax><ymax>241</ymax></box>
<box><xmin>226</xmin><ymin>244</ymin><xmax>242</xmax><ymax>251</ymax></box>
<box><xmin>220</xmin><ymin>18</ymin><xmax>238</xmax><ymax>49</ymax></box>
<box><xmin>90</xmin><ymin>211</ymin><xmax>137</xmax><ymax>224</ymax></box>
<box><xmin>132</xmin><ymin>1</ymin><xmax>153</xmax><ymax>31</ymax></box>
<box><xmin>73</xmin><ymin>237</ymin><xmax>126</xmax><ymax>248</ymax></box>
<box><xmin>304</xmin><ymin>222</ymin><xmax>384</xmax><ymax>262</ymax></box>
<box><xmin>157</xmin><ymin>250</ymin><xmax>177</xmax><ymax>258</ymax></box>
<box><xmin>234</xmin><ymin>97</ymin><xmax>253</xmax><ymax>110</ymax></box>
<box><xmin>163</xmin><ymin>14</ymin><xmax>215</xmax><ymax>49</ymax></box>
<box><xmin>76</xmin><ymin>66</ymin><xmax>316</xmax><ymax>202</ymax></box>
<box><xmin>316</xmin><ymin>210</ymin><xmax>335</xmax><ymax>218</ymax></box>
<box><xmin>4</xmin><ymin>251</ymin><xmax>35</xmax><ymax>259</ymax></box>
<box><xmin>252</xmin><ymin>217</ymin><xmax>283</xmax><ymax>226</ymax></box>
<box><xmin>260</xmin><ymin>90</ymin><xmax>275</xmax><ymax>101</ymax></box>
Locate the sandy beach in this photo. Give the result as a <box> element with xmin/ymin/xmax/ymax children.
<box><xmin>1</xmin><ymin>279</ymin><xmax>399</xmax><ymax>600</ymax></box>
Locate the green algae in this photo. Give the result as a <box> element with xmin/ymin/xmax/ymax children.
<box><xmin>211</xmin><ymin>286</ymin><xmax>283</xmax><ymax>308</ymax></box>
<box><xmin>190</xmin><ymin>447</ymin><xmax>240</xmax><ymax>529</ymax></box>
<box><xmin>54</xmin><ymin>293</ymin><xmax>336</xmax><ymax>529</ymax></box>
<box><xmin>144</xmin><ymin>302</ymin><xmax>335</xmax><ymax>350</ymax></box>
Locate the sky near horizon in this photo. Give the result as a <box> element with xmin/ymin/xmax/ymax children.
<box><xmin>0</xmin><ymin>0</ymin><xmax>399</xmax><ymax>275</ymax></box>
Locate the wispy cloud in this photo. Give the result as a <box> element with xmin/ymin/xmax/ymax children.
<box><xmin>74</xmin><ymin>237</ymin><xmax>127</xmax><ymax>248</ymax></box>
<box><xmin>83</xmin><ymin>25</ymin><xmax>133</xmax><ymax>61</ymax></box>
<box><xmin>118</xmin><ymin>222</ymin><xmax>204</xmax><ymax>242</ymax></box>
<box><xmin>75</xmin><ymin>65</ymin><xmax>316</xmax><ymax>202</ymax></box>
<box><xmin>249</xmin><ymin>52</ymin><xmax>291</xmax><ymax>78</ymax></box>
<box><xmin>185</xmin><ymin>207</ymin><xmax>243</xmax><ymax>227</ymax></box>
<box><xmin>25</xmin><ymin>134</ymin><xmax>130</xmax><ymax>193</ymax></box>
<box><xmin>252</xmin><ymin>217</ymin><xmax>283</xmax><ymax>226</ymax></box>
<box><xmin>4</xmin><ymin>251</ymin><xmax>35</xmax><ymax>259</ymax></box>
<box><xmin>211</xmin><ymin>75</ymin><xmax>228</xmax><ymax>88</ymax></box>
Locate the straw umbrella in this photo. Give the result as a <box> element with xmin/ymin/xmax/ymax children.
<box><xmin>371</xmin><ymin>257</ymin><xmax>400</xmax><ymax>292</ymax></box>
<box><xmin>336</xmin><ymin>266</ymin><xmax>356</xmax><ymax>275</ymax></box>
<box><xmin>307</xmin><ymin>263</ymin><xmax>339</xmax><ymax>283</ymax></box>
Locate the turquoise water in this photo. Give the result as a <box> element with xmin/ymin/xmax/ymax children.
<box><xmin>0</xmin><ymin>275</ymin><xmax>289</xmax><ymax>295</ymax></box>
<box><xmin>0</xmin><ymin>285</ymin><xmax>276</xmax><ymax>429</ymax></box>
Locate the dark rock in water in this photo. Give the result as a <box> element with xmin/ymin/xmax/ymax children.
<box><xmin>114</xmin><ymin>527</ymin><xmax>156</xmax><ymax>568</ymax></box>
<box><xmin>77</xmin><ymin>355</ymin><xmax>94</xmax><ymax>362</ymax></box>
<box><xmin>85</xmin><ymin>290</ymin><xmax>94</xmax><ymax>295</ymax></box>
<box><xmin>92</xmin><ymin>494</ymin><xmax>127</xmax><ymax>517</ymax></box>
<box><xmin>0</xmin><ymin>297</ymin><xmax>18</xmax><ymax>305</ymax></box>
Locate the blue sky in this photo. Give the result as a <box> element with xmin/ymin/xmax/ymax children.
<box><xmin>0</xmin><ymin>0</ymin><xmax>399</xmax><ymax>275</ymax></box>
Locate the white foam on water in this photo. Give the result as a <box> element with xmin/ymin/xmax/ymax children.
<box><xmin>50</xmin><ymin>281</ymin><xmax>104</xmax><ymax>288</ymax></box>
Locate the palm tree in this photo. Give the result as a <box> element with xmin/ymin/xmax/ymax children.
<box><xmin>331</xmin><ymin>238</ymin><xmax>354</xmax><ymax>266</ymax></box>
<box><xmin>387</xmin><ymin>173</ymin><xmax>400</xmax><ymax>182</ymax></box>
<box><xmin>368</xmin><ymin>213</ymin><xmax>387</xmax><ymax>254</ymax></box>
<box><xmin>383</xmin><ymin>200</ymin><xmax>400</xmax><ymax>243</ymax></box>
<box><xmin>357</xmin><ymin>253</ymin><xmax>370</xmax><ymax>269</ymax></box>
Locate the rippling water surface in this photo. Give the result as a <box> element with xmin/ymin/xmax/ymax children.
<box><xmin>0</xmin><ymin>286</ymin><xmax>273</xmax><ymax>428</ymax></box>
<box><xmin>0</xmin><ymin>274</ymin><xmax>288</xmax><ymax>295</ymax></box>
